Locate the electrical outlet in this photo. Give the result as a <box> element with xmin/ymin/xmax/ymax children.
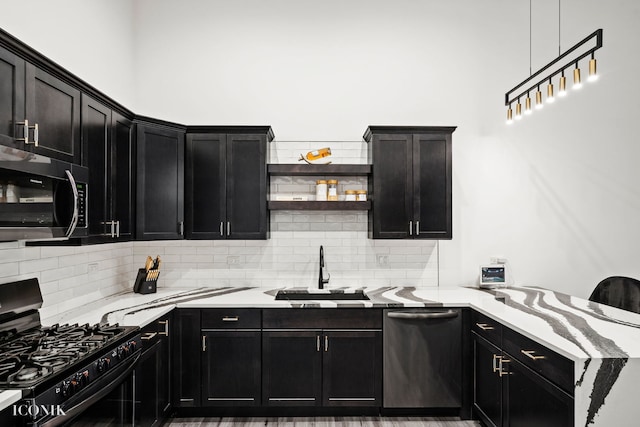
<box><xmin>377</xmin><ymin>255</ymin><xmax>389</xmax><ymax>266</ymax></box>
<box><xmin>227</xmin><ymin>256</ymin><xmax>240</xmax><ymax>265</ymax></box>
<box><xmin>88</xmin><ymin>262</ymin><xmax>99</xmax><ymax>273</ymax></box>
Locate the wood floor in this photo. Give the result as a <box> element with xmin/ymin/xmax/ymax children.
<box><xmin>165</xmin><ymin>416</ymin><xmax>482</xmax><ymax>427</ymax></box>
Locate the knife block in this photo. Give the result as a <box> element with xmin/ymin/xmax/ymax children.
<box><xmin>133</xmin><ymin>268</ymin><xmax>159</xmax><ymax>294</ymax></box>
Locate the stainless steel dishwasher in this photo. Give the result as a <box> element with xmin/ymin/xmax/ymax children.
<box><xmin>383</xmin><ymin>308</ymin><xmax>462</xmax><ymax>408</ymax></box>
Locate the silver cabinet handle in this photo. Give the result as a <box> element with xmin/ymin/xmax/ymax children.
<box><xmin>387</xmin><ymin>310</ymin><xmax>459</xmax><ymax>320</ymax></box>
<box><xmin>179</xmin><ymin>221</ymin><xmax>184</xmax><ymax>236</ymax></box>
<box><xmin>16</xmin><ymin>120</ymin><xmax>29</xmax><ymax>143</ymax></box>
<box><xmin>220</xmin><ymin>222</ymin><xmax>224</xmax><ymax>236</ymax></box>
<box><xmin>324</xmin><ymin>335</ymin><xmax>328</xmax><ymax>352</ymax></box>
<box><xmin>409</xmin><ymin>221</ymin><xmax>413</xmax><ymax>236</ymax></box>
<box><xmin>158</xmin><ymin>320</ymin><xmax>169</xmax><ymax>336</ymax></box>
<box><xmin>492</xmin><ymin>354</ymin><xmax>501</xmax><ymax>373</ymax></box>
<box><xmin>227</xmin><ymin>222</ymin><xmax>231</xmax><ymax>236</ymax></box>
<box><xmin>416</xmin><ymin>221</ymin><xmax>419</xmax><ymax>235</ymax></box>
<box><xmin>141</xmin><ymin>332</ymin><xmax>158</xmax><ymax>341</ymax></box>
<box><xmin>64</xmin><ymin>170</ymin><xmax>80</xmax><ymax>238</ymax></box>
<box><xmin>521</xmin><ymin>350</ymin><xmax>545</xmax><ymax>360</ymax></box>
<box><xmin>316</xmin><ymin>335</ymin><xmax>320</xmax><ymax>352</ymax></box>
<box><xmin>202</xmin><ymin>335</ymin><xmax>206</xmax><ymax>351</ymax></box>
<box><xmin>111</xmin><ymin>221</ymin><xmax>116</xmax><ymax>238</ymax></box>
<box><xmin>115</xmin><ymin>220</ymin><xmax>120</xmax><ymax>238</ymax></box>
<box><xmin>31</xmin><ymin>123</ymin><xmax>39</xmax><ymax>147</ymax></box>
<box><xmin>498</xmin><ymin>357</ymin><xmax>511</xmax><ymax>377</ymax></box>
<box><xmin>222</xmin><ymin>316</ymin><xmax>239</xmax><ymax>322</ymax></box>
<box><xmin>476</xmin><ymin>323</ymin><xmax>495</xmax><ymax>331</ymax></box>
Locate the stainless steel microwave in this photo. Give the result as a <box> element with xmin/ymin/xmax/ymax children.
<box><xmin>0</xmin><ymin>145</ymin><xmax>88</xmax><ymax>241</ymax></box>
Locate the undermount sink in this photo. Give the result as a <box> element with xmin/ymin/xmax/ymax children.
<box><xmin>275</xmin><ymin>289</ymin><xmax>370</xmax><ymax>301</ymax></box>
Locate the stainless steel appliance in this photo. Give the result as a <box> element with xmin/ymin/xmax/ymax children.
<box><xmin>0</xmin><ymin>145</ymin><xmax>87</xmax><ymax>241</ymax></box>
<box><xmin>0</xmin><ymin>278</ymin><xmax>141</xmax><ymax>426</ymax></box>
<box><xmin>383</xmin><ymin>308</ymin><xmax>462</xmax><ymax>408</ymax></box>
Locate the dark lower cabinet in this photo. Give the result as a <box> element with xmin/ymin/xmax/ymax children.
<box><xmin>262</xmin><ymin>330</ymin><xmax>323</xmax><ymax>406</ymax></box>
<box><xmin>172</xmin><ymin>309</ymin><xmax>201</xmax><ymax>407</ymax></box>
<box><xmin>202</xmin><ymin>331</ymin><xmax>261</xmax><ymax>406</ymax></box>
<box><xmin>136</xmin><ymin>121</ymin><xmax>185</xmax><ymax>240</ymax></box>
<box><xmin>472</xmin><ymin>312</ymin><xmax>574</xmax><ymax>427</ymax></box>
<box><xmin>504</xmin><ymin>356</ymin><xmax>573</xmax><ymax>427</ymax></box>
<box><xmin>322</xmin><ymin>330</ymin><xmax>382</xmax><ymax>407</ymax></box>
<box><xmin>473</xmin><ymin>333</ymin><xmax>503</xmax><ymax>427</ymax></box>
<box><xmin>137</xmin><ymin>314</ymin><xmax>172</xmax><ymax>427</ymax></box>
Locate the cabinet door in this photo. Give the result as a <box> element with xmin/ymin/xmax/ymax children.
<box><xmin>25</xmin><ymin>65</ymin><xmax>81</xmax><ymax>163</ymax></box>
<box><xmin>137</xmin><ymin>339</ymin><xmax>161</xmax><ymax>427</ymax></box>
<box><xmin>110</xmin><ymin>112</ymin><xmax>135</xmax><ymax>240</ymax></box>
<box><xmin>185</xmin><ymin>133</ymin><xmax>226</xmax><ymax>239</ymax></box>
<box><xmin>172</xmin><ymin>309</ymin><xmax>201</xmax><ymax>407</ymax></box>
<box><xmin>226</xmin><ymin>134</ymin><xmax>268</xmax><ymax>239</ymax></box>
<box><xmin>504</xmin><ymin>356</ymin><xmax>574</xmax><ymax>427</ymax></box>
<box><xmin>323</xmin><ymin>330</ymin><xmax>381</xmax><ymax>407</ymax></box>
<box><xmin>413</xmin><ymin>132</ymin><xmax>452</xmax><ymax>239</ymax></box>
<box><xmin>136</xmin><ymin>123</ymin><xmax>184</xmax><ymax>240</ymax></box>
<box><xmin>157</xmin><ymin>316</ymin><xmax>172</xmax><ymax>419</ymax></box>
<box><xmin>262</xmin><ymin>330</ymin><xmax>322</xmax><ymax>406</ymax></box>
<box><xmin>473</xmin><ymin>333</ymin><xmax>503</xmax><ymax>427</ymax></box>
<box><xmin>202</xmin><ymin>331</ymin><xmax>261</xmax><ymax>406</ymax></box>
<box><xmin>0</xmin><ymin>45</ymin><xmax>25</xmax><ymax>148</ymax></box>
<box><xmin>81</xmin><ymin>95</ymin><xmax>111</xmax><ymax>240</ymax></box>
<box><xmin>370</xmin><ymin>133</ymin><xmax>412</xmax><ymax>239</ymax></box>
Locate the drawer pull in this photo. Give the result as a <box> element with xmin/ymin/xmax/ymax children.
<box><xmin>159</xmin><ymin>319</ymin><xmax>169</xmax><ymax>336</ymax></box>
<box><xmin>388</xmin><ymin>310</ymin><xmax>458</xmax><ymax>320</ymax></box>
<box><xmin>141</xmin><ymin>332</ymin><xmax>157</xmax><ymax>340</ymax></box>
<box><xmin>222</xmin><ymin>316</ymin><xmax>239</xmax><ymax>322</ymax></box>
<box><xmin>521</xmin><ymin>350</ymin><xmax>545</xmax><ymax>360</ymax></box>
<box><xmin>476</xmin><ymin>322</ymin><xmax>495</xmax><ymax>331</ymax></box>
<box><xmin>498</xmin><ymin>358</ymin><xmax>511</xmax><ymax>377</ymax></box>
<box><xmin>492</xmin><ymin>354</ymin><xmax>502</xmax><ymax>372</ymax></box>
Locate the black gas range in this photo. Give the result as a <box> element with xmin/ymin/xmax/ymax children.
<box><xmin>0</xmin><ymin>278</ymin><xmax>141</xmax><ymax>427</ymax></box>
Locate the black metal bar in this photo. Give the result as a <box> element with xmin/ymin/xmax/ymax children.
<box><xmin>505</xmin><ymin>29</ymin><xmax>603</xmax><ymax>105</ymax></box>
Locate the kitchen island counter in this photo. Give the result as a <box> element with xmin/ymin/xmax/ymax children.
<box><xmin>41</xmin><ymin>285</ymin><xmax>640</xmax><ymax>426</ymax></box>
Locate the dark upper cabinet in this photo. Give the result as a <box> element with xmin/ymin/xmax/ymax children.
<box><xmin>365</xmin><ymin>126</ymin><xmax>455</xmax><ymax>239</ymax></box>
<box><xmin>185</xmin><ymin>127</ymin><xmax>272</xmax><ymax>240</ymax></box>
<box><xmin>25</xmin><ymin>64</ymin><xmax>81</xmax><ymax>164</ymax></box>
<box><xmin>0</xmin><ymin>45</ymin><xmax>26</xmax><ymax>149</ymax></box>
<box><xmin>136</xmin><ymin>121</ymin><xmax>185</xmax><ymax>240</ymax></box>
<box><xmin>82</xmin><ymin>96</ymin><xmax>134</xmax><ymax>242</ymax></box>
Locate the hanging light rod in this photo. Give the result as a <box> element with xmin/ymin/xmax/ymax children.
<box><xmin>505</xmin><ymin>28</ymin><xmax>603</xmax><ymax>110</ymax></box>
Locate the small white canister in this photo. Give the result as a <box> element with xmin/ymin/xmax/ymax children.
<box><xmin>356</xmin><ymin>190</ymin><xmax>367</xmax><ymax>201</ymax></box>
<box><xmin>316</xmin><ymin>180</ymin><xmax>328</xmax><ymax>201</ymax></box>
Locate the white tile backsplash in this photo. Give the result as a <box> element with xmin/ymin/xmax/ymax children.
<box><xmin>0</xmin><ymin>140</ymin><xmax>438</xmax><ymax>319</ymax></box>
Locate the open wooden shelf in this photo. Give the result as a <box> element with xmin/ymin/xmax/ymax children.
<box><xmin>268</xmin><ymin>201</ymin><xmax>371</xmax><ymax>211</ymax></box>
<box><xmin>267</xmin><ymin>164</ymin><xmax>371</xmax><ymax>176</ymax></box>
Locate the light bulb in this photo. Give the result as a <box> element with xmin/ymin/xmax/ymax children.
<box><xmin>558</xmin><ymin>74</ymin><xmax>567</xmax><ymax>97</ymax></box>
<box><xmin>547</xmin><ymin>82</ymin><xmax>555</xmax><ymax>103</ymax></box>
<box><xmin>588</xmin><ymin>57</ymin><xmax>598</xmax><ymax>82</ymax></box>
<box><xmin>525</xmin><ymin>95</ymin><xmax>532</xmax><ymax>115</ymax></box>
<box><xmin>535</xmin><ymin>89</ymin><xmax>544</xmax><ymax>109</ymax></box>
<box><xmin>573</xmin><ymin>67</ymin><xmax>582</xmax><ymax>90</ymax></box>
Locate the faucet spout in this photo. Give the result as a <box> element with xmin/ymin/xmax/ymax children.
<box><xmin>319</xmin><ymin>245</ymin><xmax>329</xmax><ymax>289</ymax></box>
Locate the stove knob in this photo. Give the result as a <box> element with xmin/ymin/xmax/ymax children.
<box><xmin>78</xmin><ymin>370</ymin><xmax>89</xmax><ymax>386</ymax></box>
<box><xmin>62</xmin><ymin>381</ymin><xmax>72</xmax><ymax>397</ymax></box>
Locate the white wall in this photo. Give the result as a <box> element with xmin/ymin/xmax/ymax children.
<box><xmin>1</xmin><ymin>0</ymin><xmax>640</xmax><ymax>299</ymax></box>
<box><xmin>0</xmin><ymin>0</ymin><xmax>136</xmax><ymax>108</ymax></box>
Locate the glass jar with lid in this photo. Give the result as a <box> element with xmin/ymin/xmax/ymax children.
<box><xmin>316</xmin><ymin>180</ymin><xmax>328</xmax><ymax>201</ymax></box>
<box><xmin>327</xmin><ymin>179</ymin><xmax>339</xmax><ymax>201</ymax></box>
<box><xmin>356</xmin><ymin>190</ymin><xmax>367</xmax><ymax>201</ymax></box>
<box><xmin>345</xmin><ymin>190</ymin><xmax>357</xmax><ymax>201</ymax></box>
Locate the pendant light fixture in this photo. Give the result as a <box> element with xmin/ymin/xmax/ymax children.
<box><xmin>504</xmin><ymin>0</ymin><xmax>603</xmax><ymax>123</ymax></box>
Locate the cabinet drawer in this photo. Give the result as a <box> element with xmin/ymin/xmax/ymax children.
<box><xmin>471</xmin><ymin>311</ymin><xmax>502</xmax><ymax>347</ymax></box>
<box><xmin>263</xmin><ymin>308</ymin><xmax>382</xmax><ymax>329</ymax></box>
<box><xmin>503</xmin><ymin>327</ymin><xmax>574</xmax><ymax>395</ymax></box>
<box><xmin>201</xmin><ymin>309</ymin><xmax>261</xmax><ymax>329</ymax></box>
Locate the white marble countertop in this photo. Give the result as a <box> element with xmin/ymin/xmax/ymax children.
<box><xmin>30</xmin><ymin>284</ymin><xmax>640</xmax><ymax>426</ymax></box>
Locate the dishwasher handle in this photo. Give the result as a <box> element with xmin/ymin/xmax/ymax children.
<box><xmin>387</xmin><ymin>310</ymin><xmax>459</xmax><ymax>320</ymax></box>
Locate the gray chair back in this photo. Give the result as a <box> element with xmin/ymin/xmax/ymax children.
<box><xmin>589</xmin><ymin>276</ymin><xmax>640</xmax><ymax>314</ymax></box>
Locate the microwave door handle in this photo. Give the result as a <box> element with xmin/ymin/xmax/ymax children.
<box><xmin>64</xmin><ymin>170</ymin><xmax>79</xmax><ymax>238</ymax></box>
